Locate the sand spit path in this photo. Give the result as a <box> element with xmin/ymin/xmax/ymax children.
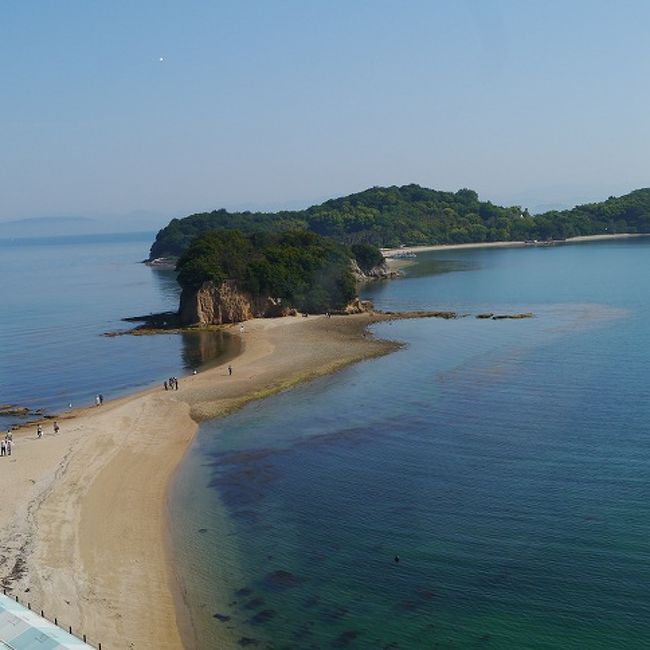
<box><xmin>0</xmin><ymin>314</ymin><xmax>396</xmax><ymax>649</ymax></box>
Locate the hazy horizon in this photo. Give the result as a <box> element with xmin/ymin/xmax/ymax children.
<box><xmin>3</xmin><ymin>1</ymin><xmax>650</xmax><ymax>230</ymax></box>
<box><xmin>1</xmin><ymin>181</ymin><xmax>646</xmax><ymax>238</ymax></box>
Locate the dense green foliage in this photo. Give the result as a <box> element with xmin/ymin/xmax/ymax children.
<box><xmin>351</xmin><ymin>243</ymin><xmax>385</xmax><ymax>273</ymax></box>
<box><xmin>524</xmin><ymin>189</ymin><xmax>650</xmax><ymax>240</ymax></box>
<box><xmin>150</xmin><ymin>185</ymin><xmax>650</xmax><ymax>259</ymax></box>
<box><xmin>176</xmin><ymin>230</ymin><xmax>357</xmax><ymax>313</ymax></box>
<box><xmin>152</xmin><ymin>209</ymin><xmax>305</xmax><ymax>259</ymax></box>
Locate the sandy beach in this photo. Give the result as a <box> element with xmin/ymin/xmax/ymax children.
<box><xmin>1</xmin><ymin>313</ymin><xmax>397</xmax><ymax>649</ymax></box>
<box><xmin>381</xmin><ymin>232</ymin><xmax>650</xmax><ymax>257</ymax></box>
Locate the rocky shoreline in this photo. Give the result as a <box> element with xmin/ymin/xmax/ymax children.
<box><xmin>104</xmin><ymin>308</ymin><xmax>534</xmax><ymax>337</ymax></box>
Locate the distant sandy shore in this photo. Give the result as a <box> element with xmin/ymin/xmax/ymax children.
<box><xmin>1</xmin><ymin>314</ymin><xmax>398</xmax><ymax>649</ymax></box>
<box><xmin>381</xmin><ymin>232</ymin><xmax>650</xmax><ymax>257</ymax></box>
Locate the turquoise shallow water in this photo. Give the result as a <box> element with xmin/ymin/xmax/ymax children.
<box><xmin>170</xmin><ymin>239</ymin><xmax>650</xmax><ymax>649</ymax></box>
<box><xmin>0</xmin><ymin>232</ymin><xmax>230</xmax><ymax>425</ymax></box>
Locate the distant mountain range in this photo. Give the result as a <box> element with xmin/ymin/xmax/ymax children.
<box><xmin>0</xmin><ymin>211</ymin><xmax>166</xmax><ymax>238</ymax></box>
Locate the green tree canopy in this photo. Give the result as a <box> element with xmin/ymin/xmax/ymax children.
<box><xmin>176</xmin><ymin>230</ymin><xmax>357</xmax><ymax>313</ymax></box>
<box><xmin>150</xmin><ymin>185</ymin><xmax>650</xmax><ymax>260</ymax></box>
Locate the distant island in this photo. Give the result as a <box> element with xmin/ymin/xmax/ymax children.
<box><xmin>149</xmin><ymin>185</ymin><xmax>650</xmax><ymax>260</ymax></box>
<box><xmin>147</xmin><ymin>185</ymin><xmax>650</xmax><ymax>324</ymax></box>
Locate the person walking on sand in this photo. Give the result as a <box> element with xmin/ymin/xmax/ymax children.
<box><xmin>99</xmin><ymin>394</ymin><xmax>104</xmax><ymax>405</ymax></box>
<box><xmin>7</xmin><ymin>440</ymin><xmax>12</xmax><ymax>456</ymax></box>
<box><xmin>228</xmin><ymin>364</ymin><xmax>232</xmax><ymax>376</ymax></box>
<box><xmin>239</xmin><ymin>323</ymin><xmax>244</xmax><ymax>334</ymax></box>
<box><xmin>1</xmin><ymin>440</ymin><xmax>6</xmax><ymax>457</ymax></box>
<box><xmin>95</xmin><ymin>394</ymin><xmax>101</xmax><ymax>407</ymax></box>
<box><xmin>164</xmin><ymin>380</ymin><xmax>168</xmax><ymax>391</ymax></box>
<box><xmin>53</xmin><ymin>421</ymin><xmax>60</xmax><ymax>434</ymax></box>
<box><xmin>37</xmin><ymin>424</ymin><xmax>43</xmax><ymax>439</ymax></box>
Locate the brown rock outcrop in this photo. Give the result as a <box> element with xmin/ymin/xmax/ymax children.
<box><xmin>179</xmin><ymin>280</ymin><xmax>294</xmax><ymax>326</ymax></box>
<box><xmin>350</xmin><ymin>259</ymin><xmax>400</xmax><ymax>281</ymax></box>
<box><xmin>339</xmin><ymin>298</ymin><xmax>374</xmax><ymax>314</ymax></box>
<box><xmin>365</xmin><ymin>260</ymin><xmax>400</xmax><ymax>279</ymax></box>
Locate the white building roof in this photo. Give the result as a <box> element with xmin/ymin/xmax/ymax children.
<box><xmin>0</xmin><ymin>593</ymin><xmax>94</xmax><ymax>649</ymax></box>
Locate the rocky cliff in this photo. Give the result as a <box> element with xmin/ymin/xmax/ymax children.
<box><xmin>350</xmin><ymin>259</ymin><xmax>400</xmax><ymax>281</ymax></box>
<box><xmin>179</xmin><ymin>280</ymin><xmax>294</xmax><ymax>326</ymax></box>
<box><xmin>178</xmin><ymin>278</ymin><xmax>375</xmax><ymax>325</ymax></box>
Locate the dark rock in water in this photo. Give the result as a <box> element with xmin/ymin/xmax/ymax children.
<box><xmin>236</xmin><ymin>587</ymin><xmax>253</xmax><ymax>598</ymax></box>
<box><xmin>243</xmin><ymin>597</ymin><xmax>265</xmax><ymax>610</ymax></box>
<box><xmin>213</xmin><ymin>612</ymin><xmax>231</xmax><ymax>622</ymax></box>
<box><xmin>237</xmin><ymin>637</ymin><xmax>259</xmax><ymax>647</ymax></box>
<box><xmin>492</xmin><ymin>313</ymin><xmax>533</xmax><ymax>320</ymax></box>
<box><xmin>333</xmin><ymin>630</ymin><xmax>360</xmax><ymax>647</ymax></box>
<box><xmin>0</xmin><ymin>405</ymin><xmax>30</xmax><ymax>417</ymax></box>
<box><xmin>249</xmin><ymin>609</ymin><xmax>276</xmax><ymax>625</ymax></box>
<box><xmin>263</xmin><ymin>569</ymin><xmax>304</xmax><ymax>589</ymax></box>
<box><xmin>198</xmin><ymin>528</ymin><xmax>208</xmax><ymax>534</ymax></box>
<box><xmin>476</xmin><ymin>313</ymin><xmax>494</xmax><ymax>319</ymax></box>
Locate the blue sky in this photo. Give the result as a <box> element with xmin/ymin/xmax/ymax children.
<box><xmin>3</xmin><ymin>0</ymin><xmax>650</xmax><ymax>228</ymax></box>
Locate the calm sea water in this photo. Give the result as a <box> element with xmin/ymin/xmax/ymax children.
<box><xmin>170</xmin><ymin>238</ymin><xmax>650</xmax><ymax>649</ymax></box>
<box><xmin>0</xmin><ymin>232</ymin><xmax>230</xmax><ymax>426</ymax></box>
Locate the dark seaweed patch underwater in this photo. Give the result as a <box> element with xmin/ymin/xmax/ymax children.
<box><xmin>171</xmin><ymin>240</ymin><xmax>650</xmax><ymax>648</ymax></box>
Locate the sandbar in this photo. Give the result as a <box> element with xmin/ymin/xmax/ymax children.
<box><xmin>1</xmin><ymin>313</ymin><xmax>398</xmax><ymax>649</ymax></box>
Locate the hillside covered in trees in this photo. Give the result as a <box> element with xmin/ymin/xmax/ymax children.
<box><xmin>148</xmin><ymin>185</ymin><xmax>650</xmax><ymax>260</ymax></box>
<box><xmin>176</xmin><ymin>230</ymin><xmax>357</xmax><ymax>314</ymax></box>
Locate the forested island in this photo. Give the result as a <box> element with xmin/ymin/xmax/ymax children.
<box><xmin>175</xmin><ymin>230</ymin><xmax>389</xmax><ymax>325</ymax></box>
<box><xmin>149</xmin><ymin>185</ymin><xmax>650</xmax><ymax>323</ymax></box>
<box><xmin>149</xmin><ymin>185</ymin><xmax>650</xmax><ymax>260</ymax></box>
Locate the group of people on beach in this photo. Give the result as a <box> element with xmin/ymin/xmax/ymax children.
<box><xmin>36</xmin><ymin>421</ymin><xmax>59</xmax><ymax>440</ymax></box>
<box><xmin>164</xmin><ymin>377</ymin><xmax>179</xmax><ymax>391</ymax></box>
<box><xmin>0</xmin><ymin>431</ymin><xmax>12</xmax><ymax>457</ymax></box>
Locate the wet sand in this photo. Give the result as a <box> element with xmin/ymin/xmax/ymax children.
<box><xmin>1</xmin><ymin>313</ymin><xmax>398</xmax><ymax>649</ymax></box>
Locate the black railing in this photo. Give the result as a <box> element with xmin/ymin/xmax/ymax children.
<box><xmin>2</xmin><ymin>588</ymin><xmax>102</xmax><ymax>648</ymax></box>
